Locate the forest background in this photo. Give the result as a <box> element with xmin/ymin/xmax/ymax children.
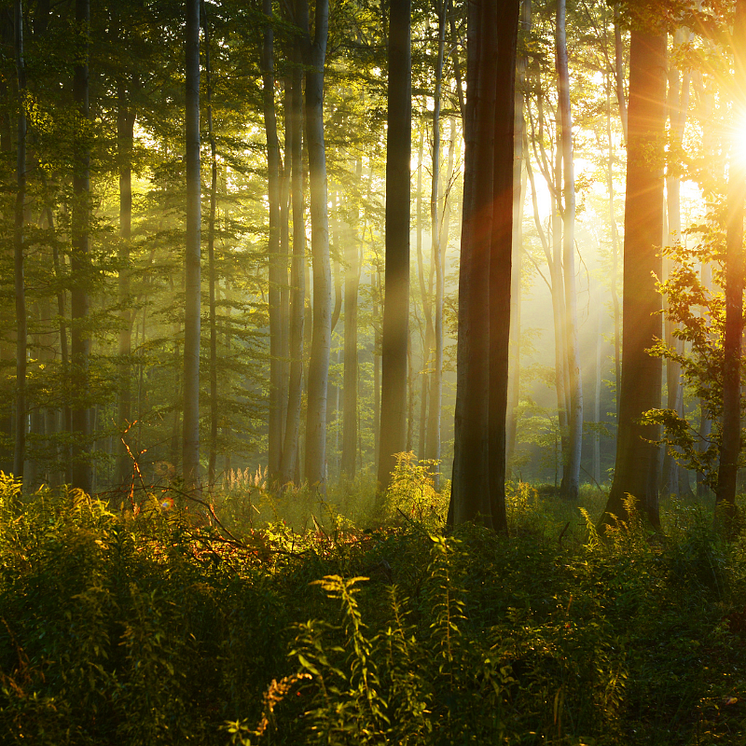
<box><xmin>1</xmin><ymin>0</ymin><xmax>745</xmax><ymax>515</ymax></box>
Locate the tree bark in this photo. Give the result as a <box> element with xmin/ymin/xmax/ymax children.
<box><xmin>601</xmin><ymin>28</ymin><xmax>667</xmax><ymax>529</ymax></box>
<box><xmin>450</xmin><ymin>0</ymin><xmax>520</xmax><ymax>530</ymax></box>
<box><xmin>426</xmin><ymin>0</ymin><xmax>447</xmax><ymax>484</ymax></box>
<box><xmin>13</xmin><ymin>0</ymin><xmax>26</xmax><ymax>481</ymax></box>
<box><xmin>378</xmin><ymin>0</ymin><xmax>411</xmax><ymax>494</ymax></box>
<box><xmin>298</xmin><ymin>0</ymin><xmax>331</xmax><ymax>490</ymax></box>
<box><xmin>263</xmin><ymin>0</ymin><xmax>285</xmax><ymax>484</ymax></box>
<box><xmin>70</xmin><ymin>0</ymin><xmax>92</xmax><ymax>493</ymax></box>
<box><xmin>183</xmin><ymin>0</ymin><xmax>201</xmax><ymax>490</ymax></box>
<box><xmin>280</xmin><ymin>58</ymin><xmax>305</xmax><ymax>486</ymax></box>
<box><xmin>341</xmin><ymin>159</ymin><xmax>362</xmax><ymax>479</ymax></box>
<box><xmin>557</xmin><ymin>0</ymin><xmax>582</xmax><ymax>500</ymax></box>
<box><xmin>716</xmin><ymin>0</ymin><xmax>746</xmax><ymax>516</ymax></box>
<box><xmin>506</xmin><ymin>0</ymin><xmax>531</xmax><ymax>474</ymax></box>
<box><xmin>203</xmin><ymin>0</ymin><xmax>219</xmax><ymax>489</ymax></box>
<box><xmin>115</xmin><ymin>79</ymin><xmax>136</xmax><ymax>492</ymax></box>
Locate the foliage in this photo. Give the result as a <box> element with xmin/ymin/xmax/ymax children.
<box><xmin>2</xmin><ymin>475</ymin><xmax>746</xmax><ymax>744</ymax></box>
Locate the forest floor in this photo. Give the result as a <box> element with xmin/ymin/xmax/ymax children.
<box><xmin>1</xmin><ymin>468</ymin><xmax>745</xmax><ymax>745</ymax></box>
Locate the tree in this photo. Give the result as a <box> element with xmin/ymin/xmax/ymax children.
<box><xmin>556</xmin><ymin>0</ymin><xmax>582</xmax><ymax>500</ymax></box>
<box><xmin>12</xmin><ymin>0</ymin><xmax>25</xmax><ymax>481</ymax></box>
<box><xmin>449</xmin><ymin>0</ymin><xmax>520</xmax><ymax>530</ymax></box>
<box><xmin>70</xmin><ymin>0</ymin><xmax>92</xmax><ymax>493</ymax></box>
<box><xmin>715</xmin><ymin>0</ymin><xmax>746</xmax><ymax>516</ymax></box>
<box><xmin>377</xmin><ymin>0</ymin><xmax>411</xmax><ymax>494</ymax></box>
<box><xmin>183</xmin><ymin>0</ymin><xmax>201</xmax><ymax>490</ymax></box>
<box><xmin>600</xmin><ymin>23</ymin><xmax>667</xmax><ymax>529</ymax></box>
<box><xmin>297</xmin><ymin>0</ymin><xmax>331</xmax><ymax>490</ymax></box>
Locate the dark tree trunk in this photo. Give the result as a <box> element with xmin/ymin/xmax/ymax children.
<box><xmin>182</xmin><ymin>0</ymin><xmax>201</xmax><ymax>490</ymax></box>
<box><xmin>70</xmin><ymin>0</ymin><xmax>92</xmax><ymax>493</ymax></box>
<box><xmin>115</xmin><ymin>79</ymin><xmax>135</xmax><ymax>491</ymax></box>
<box><xmin>263</xmin><ymin>0</ymin><xmax>285</xmax><ymax>484</ymax></box>
<box><xmin>450</xmin><ymin>0</ymin><xmax>520</xmax><ymax>531</ymax></box>
<box><xmin>13</xmin><ymin>0</ymin><xmax>26</xmax><ymax>481</ymax></box>
<box><xmin>716</xmin><ymin>0</ymin><xmax>746</xmax><ymax>517</ymax></box>
<box><xmin>377</xmin><ymin>0</ymin><xmax>411</xmax><ymax>494</ymax></box>
<box><xmin>280</xmin><ymin>59</ymin><xmax>305</xmax><ymax>486</ymax></box>
<box><xmin>299</xmin><ymin>0</ymin><xmax>331</xmax><ymax>490</ymax></box>
<box><xmin>601</xmin><ymin>29</ymin><xmax>667</xmax><ymax>529</ymax></box>
<box><xmin>203</xmin><ymin>0</ymin><xmax>220</xmax><ymax>489</ymax></box>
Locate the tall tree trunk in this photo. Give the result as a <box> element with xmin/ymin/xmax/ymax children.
<box><xmin>299</xmin><ymin>0</ymin><xmax>331</xmax><ymax>490</ymax></box>
<box><xmin>263</xmin><ymin>0</ymin><xmax>285</xmax><ymax>484</ymax></box>
<box><xmin>203</xmin><ymin>0</ymin><xmax>219</xmax><ymax>489</ymax></box>
<box><xmin>183</xmin><ymin>0</ymin><xmax>201</xmax><ymax>490</ymax></box>
<box><xmin>415</xmin><ymin>124</ymin><xmax>433</xmax><ymax>460</ymax></box>
<box><xmin>450</xmin><ymin>0</ymin><xmax>520</xmax><ymax>530</ymax></box>
<box><xmin>662</xmin><ymin>33</ymin><xmax>691</xmax><ymax>497</ymax></box>
<box><xmin>557</xmin><ymin>0</ymin><xmax>582</xmax><ymax>500</ymax></box>
<box><xmin>115</xmin><ymin>80</ymin><xmax>135</xmax><ymax>492</ymax></box>
<box><xmin>70</xmin><ymin>0</ymin><xmax>92</xmax><ymax>493</ymax></box>
<box><xmin>506</xmin><ymin>0</ymin><xmax>531</xmax><ymax>474</ymax></box>
<box><xmin>13</xmin><ymin>0</ymin><xmax>25</xmax><ymax>481</ymax></box>
<box><xmin>425</xmin><ymin>0</ymin><xmax>447</xmax><ymax>483</ymax></box>
<box><xmin>280</xmin><ymin>60</ymin><xmax>305</xmax><ymax>486</ymax></box>
<box><xmin>601</xmin><ymin>28</ymin><xmax>667</xmax><ymax>529</ymax></box>
<box><xmin>378</xmin><ymin>0</ymin><xmax>411</xmax><ymax>494</ymax></box>
<box><xmin>606</xmin><ymin>72</ymin><xmax>622</xmax><ymax>417</ymax></box>
<box><xmin>341</xmin><ymin>159</ymin><xmax>362</xmax><ymax>479</ymax></box>
<box><xmin>716</xmin><ymin>0</ymin><xmax>746</xmax><ymax>516</ymax></box>
<box><xmin>613</xmin><ymin>6</ymin><xmax>628</xmax><ymax>145</ymax></box>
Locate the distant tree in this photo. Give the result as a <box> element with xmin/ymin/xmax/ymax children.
<box><xmin>70</xmin><ymin>0</ymin><xmax>92</xmax><ymax>493</ymax></box>
<box><xmin>12</xmin><ymin>0</ymin><xmax>25</xmax><ymax>481</ymax></box>
<box><xmin>183</xmin><ymin>0</ymin><xmax>201</xmax><ymax>490</ymax></box>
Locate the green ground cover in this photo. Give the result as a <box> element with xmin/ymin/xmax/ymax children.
<box><xmin>1</xmin><ymin>469</ymin><xmax>745</xmax><ymax>745</ymax></box>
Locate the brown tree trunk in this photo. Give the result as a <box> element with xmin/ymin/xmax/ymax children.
<box><xmin>299</xmin><ymin>0</ymin><xmax>331</xmax><ymax>490</ymax></box>
<box><xmin>70</xmin><ymin>0</ymin><xmax>92</xmax><ymax>493</ymax></box>
<box><xmin>263</xmin><ymin>0</ymin><xmax>286</xmax><ymax>485</ymax></box>
<box><xmin>716</xmin><ymin>0</ymin><xmax>746</xmax><ymax>517</ymax></box>
<box><xmin>13</xmin><ymin>0</ymin><xmax>26</xmax><ymax>481</ymax></box>
<box><xmin>450</xmin><ymin>0</ymin><xmax>520</xmax><ymax>530</ymax></box>
<box><xmin>378</xmin><ymin>0</ymin><xmax>412</xmax><ymax>494</ymax></box>
<box><xmin>280</xmin><ymin>59</ymin><xmax>305</xmax><ymax>486</ymax></box>
<box><xmin>601</xmin><ymin>28</ymin><xmax>667</xmax><ymax>529</ymax></box>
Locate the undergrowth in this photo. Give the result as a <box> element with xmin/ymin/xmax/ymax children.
<box><xmin>1</xmin><ymin>468</ymin><xmax>746</xmax><ymax>744</ymax></box>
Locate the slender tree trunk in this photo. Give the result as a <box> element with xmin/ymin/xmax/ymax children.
<box><xmin>614</xmin><ymin>6</ymin><xmax>628</xmax><ymax>146</ymax></box>
<box><xmin>70</xmin><ymin>0</ymin><xmax>92</xmax><ymax>493</ymax></box>
<box><xmin>557</xmin><ymin>0</ymin><xmax>582</xmax><ymax>500</ymax></box>
<box><xmin>415</xmin><ymin>124</ymin><xmax>433</xmax><ymax>461</ymax></box>
<box><xmin>716</xmin><ymin>0</ymin><xmax>746</xmax><ymax>516</ymax></box>
<box><xmin>341</xmin><ymin>159</ymin><xmax>362</xmax><ymax>479</ymax></box>
<box><xmin>378</xmin><ymin>0</ymin><xmax>411</xmax><ymax>494</ymax></box>
<box><xmin>506</xmin><ymin>0</ymin><xmax>531</xmax><ymax>474</ymax></box>
<box><xmin>115</xmin><ymin>80</ymin><xmax>135</xmax><ymax>491</ymax></box>
<box><xmin>263</xmin><ymin>0</ymin><xmax>285</xmax><ymax>484</ymax></box>
<box><xmin>280</xmin><ymin>60</ymin><xmax>305</xmax><ymax>485</ymax></box>
<box><xmin>606</xmin><ymin>73</ymin><xmax>622</xmax><ymax>417</ymax></box>
<box><xmin>183</xmin><ymin>0</ymin><xmax>201</xmax><ymax>490</ymax></box>
<box><xmin>425</xmin><ymin>0</ymin><xmax>447</xmax><ymax>483</ymax></box>
<box><xmin>593</xmin><ymin>308</ymin><xmax>602</xmax><ymax>484</ymax></box>
<box><xmin>13</xmin><ymin>0</ymin><xmax>26</xmax><ymax>481</ymax></box>
<box><xmin>601</xmin><ymin>28</ymin><xmax>667</xmax><ymax>529</ymax></box>
<box><xmin>662</xmin><ymin>35</ymin><xmax>691</xmax><ymax>497</ymax></box>
<box><xmin>299</xmin><ymin>0</ymin><xmax>331</xmax><ymax>490</ymax></box>
<box><xmin>203</xmin><ymin>0</ymin><xmax>220</xmax><ymax>489</ymax></box>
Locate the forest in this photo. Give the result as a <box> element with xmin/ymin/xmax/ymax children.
<box><xmin>4</xmin><ymin>0</ymin><xmax>746</xmax><ymax>743</ymax></box>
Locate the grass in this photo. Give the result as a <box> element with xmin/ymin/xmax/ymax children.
<box><xmin>1</xmin><ymin>465</ymin><xmax>745</xmax><ymax>744</ymax></box>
